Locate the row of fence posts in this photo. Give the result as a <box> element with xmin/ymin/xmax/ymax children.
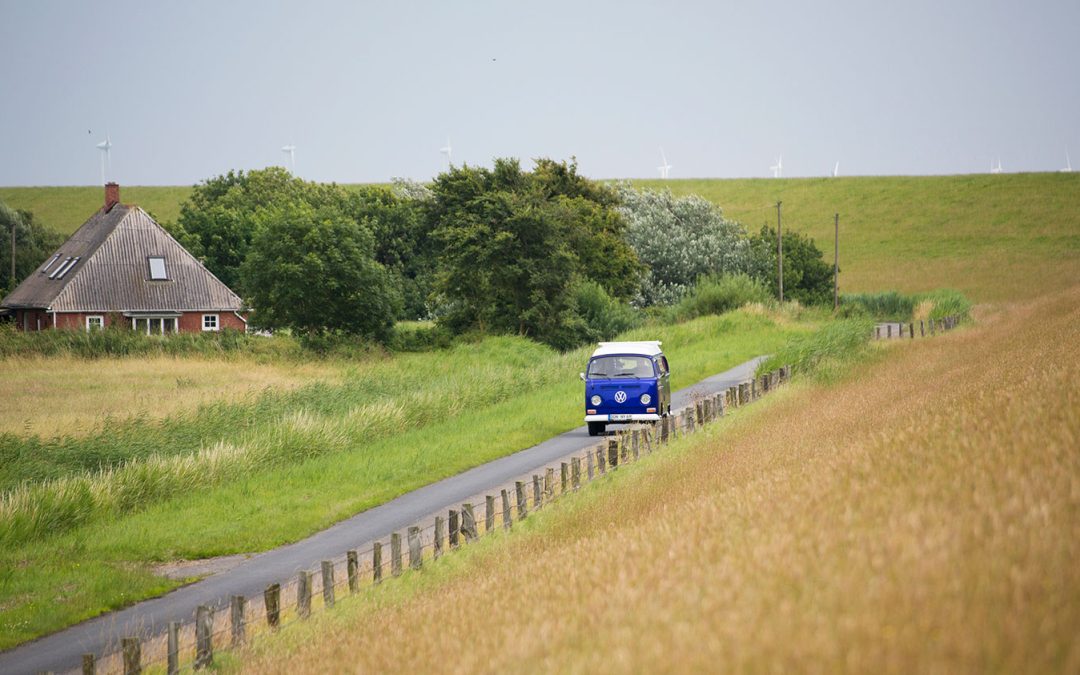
<box><xmin>69</xmin><ymin>364</ymin><xmax>792</xmax><ymax>675</ymax></box>
<box><xmin>874</xmin><ymin>315</ymin><xmax>962</xmax><ymax>340</ymax></box>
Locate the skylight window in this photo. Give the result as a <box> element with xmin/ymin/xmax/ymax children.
<box><xmin>54</xmin><ymin>256</ymin><xmax>80</xmax><ymax>279</ymax></box>
<box><xmin>148</xmin><ymin>257</ymin><xmax>167</xmax><ymax>280</ymax></box>
<box><xmin>40</xmin><ymin>254</ymin><xmax>61</xmax><ymax>274</ymax></box>
<box><xmin>48</xmin><ymin>257</ymin><xmax>73</xmax><ymax>279</ymax></box>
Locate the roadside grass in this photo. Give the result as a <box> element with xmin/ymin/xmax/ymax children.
<box><xmin>0</xmin><ymin>309</ymin><xmax>807</xmax><ymax>649</ymax></box>
<box><xmin>637</xmin><ymin>172</ymin><xmax>1080</xmax><ymax>302</ymax></box>
<box><xmin>230</xmin><ymin>284</ymin><xmax>1080</xmax><ymax>675</ymax></box>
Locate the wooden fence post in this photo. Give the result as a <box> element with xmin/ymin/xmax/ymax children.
<box><xmin>620</xmin><ymin>432</ymin><xmax>629</xmax><ymax>462</ymax></box>
<box><xmin>321</xmin><ymin>561</ymin><xmax>335</xmax><ymax>608</ymax></box>
<box><xmin>696</xmin><ymin>401</ymin><xmax>704</xmax><ymax>425</ymax></box>
<box><xmin>264</xmin><ymin>584</ymin><xmax>280</xmax><ymax>628</ymax></box>
<box><xmin>82</xmin><ymin>653</ymin><xmax>96</xmax><ymax>675</ymax></box>
<box><xmin>462</xmin><ymin>503</ymin><xmax>478</xmax><ymax>540</ymax></box>
<box><xmin>486</xmin><ymin>495</ymin><xmax>495</xmax><ymax>533</ymax></box>
<box><xmin>920</xmin><ymin>319</ymin><xmax>925</xmax><ymax>337</ymax></box>
<box><xmin>408</xmin><ymin>526</ymin><xmax>422</xmax><ymax>570</ymax></box>
<box><xmin>448</xmin><ymin>511</ymin><xmax>459</xmax><ymax>549</ymax></box>
<box><xmin>501</xmin><ymin>490</ymin><xmax>512</xmax><ymax>530</ymax></box>
<box><xmin>195</xmin><ymin>605</ymin><xmax>213</xmax><ymax>669</ymax></box>
<box><xmin>516</xmin><ymin>481</ymin><xmax>527</xmax><ymax>518</ymax></box>
<box><xmin>909</xmin><ymin>322</ymin><xmax>915</xmax><ymax>339</ymax></box>
<box><xmin>347</xmin><ymin>550</ymin><xmax>359</xmax><ymax>593</ymax></box>
<box><xmin>391</xmin><ymin>533</ymin><xmax>403</xmax><ymax>577</ymax></box>
<box><xmin>571</xmin><ymin>457</ymin><xmax>581</xmax><ymax>489</ymax></box>
<box><xmin>561</xmin><ymin>462</ymin><xmax>569</xmax><ymax>492</ymax></box>
<box><xmin>167</xmin><ymin>621</ymin><xmax>180</xmax><ymax>675</ymax></box>
<box><xmin>297</xmin><ymin>571</ymin><xmax>312</xmax><ymax>618</ymax></box>
<box><xmin>231</xmin><ymin>594</ymin><xmax>246</xmax><ymax>645</ymax></box>
<box><xmin>434</xmin><ymin>517</ymin><xmax>445</xmax><ymax>558</ymax></box>
<box><xmin>661</xmin><ymin>415</ymin><xmax>670</xmax><ymax>443</ymax></box>
<box><xmin>887</xmin><ymin>324</ymin><xmax>892</xmax><ymax>338</ymax></box>
<box><xmin>596</xmin><ymin>446</ymin><xmax>606</xmax><ymax>474</ymax></box>
<box><xmin>586</xmin><ymin>450</ymin><xmax>595</xmax><ymax>479</ymax></box>
<box><xmin>533</xmin><ymin>474</ymin><xmax>542</xmax><ymax>508</ymax></box>
<box><xmin>373</xmin><ymin>542</ymin><xmax>384</xmax><ymax>584</ymax></box>
<box><xmin>608</xmin><ymin>439</ymin><xmax>619</xmax><ymax>469</ymax></box>
<box><xmin>122</xmin><ymin>637</ymin><xmax>140</xmax><ymax>675</ymax></box>
<box><xmin>545</xmin><ymin>467</ymin><xmax>555</xmax><ymax>500</ymax></box>
<box><xmin>632</xmin><ymin>429</ymin><xmax>640</xmax><ymax>459</ymax></box>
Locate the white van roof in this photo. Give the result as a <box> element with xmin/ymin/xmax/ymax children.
<box><xmin>591</xmin><ymin>341</ymin><xmax>664</xmax><ymax>358</ymax></box>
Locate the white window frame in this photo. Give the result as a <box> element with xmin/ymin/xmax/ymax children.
<box><xmin>86</xmin><ymin>315</ymin><xmax>104</xmax><ymax>331</ymax></box>
<box><xmin>202</xmin><ymin>314</ymin><xmax>220</xmax><ymax>332</ymax></box>
<box><xmin>148</xmin><ymin>256</ymin><xmax>168</xmax><ymax>280</ymax></box>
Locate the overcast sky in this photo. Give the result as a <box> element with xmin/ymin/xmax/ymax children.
<box><xmin>1</xmin><ymin>0</ymin><xmax>1077</xmax><ymax>186</ymax></box>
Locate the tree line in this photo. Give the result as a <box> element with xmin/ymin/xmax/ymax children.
<box><xmin>3</xmin><ymin>159</ymin><xmax>834</xmax><ymax>350</ymax></box>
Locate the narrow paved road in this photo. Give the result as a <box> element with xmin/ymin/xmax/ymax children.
<box><xmin>0</xmin><ymin>357</ymin><xmax>764</xmax><ymax>675</ymax></box>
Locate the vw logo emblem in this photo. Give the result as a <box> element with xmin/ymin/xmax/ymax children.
<box><xmin>614</xmin><ymin>390</ymin><xmax>627</xmax><ymax>403</ymax></box>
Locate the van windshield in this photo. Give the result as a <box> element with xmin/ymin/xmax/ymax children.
<box><xmin>587</xmin><ymin>355</ymin><xmax>656</xmax><ymax>379</ymax></box>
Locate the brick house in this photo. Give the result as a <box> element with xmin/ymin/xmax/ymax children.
<box><xmin>1</xmin><ymin>183</ymin><xmax>247</xmax><ymax>334</ymax></box>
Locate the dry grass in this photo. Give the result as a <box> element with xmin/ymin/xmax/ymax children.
<box><xmin>0</xmin><ymin>356</ymin><xmax>340</xmax><ymax>437</ymax></box>
<box><xmin>235</xmin><ymin>285</ymin><xmax>1080</xmax><ymax>674</ymax></box>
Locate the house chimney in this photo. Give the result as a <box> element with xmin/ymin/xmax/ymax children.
<box><xmin>105</xmin><ymin>182</ymin><xmax>120</xmax><ymax>211</ymax></box>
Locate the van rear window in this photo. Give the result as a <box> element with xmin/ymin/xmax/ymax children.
<box><xmin>587</xmin><ymin>356</ymin><xmax>656</xmax><ymax>379</ymax></box>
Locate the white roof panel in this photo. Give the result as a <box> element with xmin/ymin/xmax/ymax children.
<box><xmin>591</xmin><ymin>341</ymin><xmax>664</xmax><ymax>358</ymax></box>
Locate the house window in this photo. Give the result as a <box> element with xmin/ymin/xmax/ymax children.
<box><xmin>202</xmin><ymin>314</ymin><xmax>219</xmax><ymax>332</ymax></box>
<box><xmin>148</xmin><ymin>257</ymin><xmax>167</xmax><ymax>280</ymax></box>
<box><xmin>86</xmin><ymin>315</ymin><xmax>104</xmax><ymax>331</ymax></box>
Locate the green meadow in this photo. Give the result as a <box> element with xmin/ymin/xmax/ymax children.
<box><xmin>0</xmin><ymin>310</ymin><xmax>808</xmax><ymax>649</ymax></box>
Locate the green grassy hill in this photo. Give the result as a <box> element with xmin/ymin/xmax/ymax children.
<box><xmin>0</xmin><ymin>185</ymin><xmax>192</xmax><ymax>235</ymax></box>
<box><xmin>4</xmin><ymin>173</ymin><xmax>1078</xmax><ymax>301</ymax></box>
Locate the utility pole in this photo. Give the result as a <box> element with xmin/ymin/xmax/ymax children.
<box><xmin>9</xmin><ymin>214</ymin><xmax>15</xmax><ymax>292</ymax></box>
<box><xmin>833</xmin><ymin>213</ymin><xmax>840</xmax><ymax>310</ymax></box>
<box><xmin>776</xmin><ymin>201</ymin><xmax>783</xmax><ymax>303</ymax></box>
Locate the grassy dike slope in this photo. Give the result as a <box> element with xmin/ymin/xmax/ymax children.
<box><xmin>638</xmin><ymin>172</ymin><xmax>1080</xmax><ymax>302</ymax></box>
<box><xmin>234</xmin><ymin>285</ymin><xmax>1080</xmax><ymax>674</ymax></box>
<box><xmin>5</xmin><ymin>173</ymin><xmax>1079</xmax><ymax>300</ymax></box>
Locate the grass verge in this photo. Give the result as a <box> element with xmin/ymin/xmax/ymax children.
<box><xmin>0</xmin><ymin>309</ymin><xmax>807</xmax><ymax>649</ymax></box>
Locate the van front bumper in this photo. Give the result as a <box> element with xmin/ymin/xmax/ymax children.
<box><xmin>585</xmin><ymin>414</ymin><xmax>661</xmax><ymax>423</ymax></box>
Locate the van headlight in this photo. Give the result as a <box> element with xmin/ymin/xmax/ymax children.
<box><xmin>640</xmin><ymin>393</ymin><xmax>651</xmax><ymax>405</ymax></box>
<box><xmin>591</xmin><ymin>395</ymin><xmax>602</xmax><ymax>406</ymax></box>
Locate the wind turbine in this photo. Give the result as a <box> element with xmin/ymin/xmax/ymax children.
<box><xmin>770</xmin><ymin>154</ymin><xmax>783</xmax><ymax>178</ymax></box>
<box><xmin>832</xmin><ymin>161</ymin><xmax>840</xmax><ymax>178</ymax></box>
<box><xmin>440</xmin><ymin>138</ymin><xmax>453</xmax><ymax>168</ymax></box>
<box><xmin>281</xmin><ymin>143</ymin><xmax>296</xmax><ymax>174</ymax></box>
<box><xmin>991</xmin><ymin>158</ymin><xmax>1003</xmax><ymax>174</ymax></box>
<box><xmin>96</xmin><ymin>134</ymin><xmax>112</xmax><ymax>185</ymax></box>
<box><xmin>657</xmin><ymin>147</ymin><xmax>672</xmax><ymax>179</ymax></box>
<box><xmin>1062</xmin><ymin>150</ymin><xmax>1073</xmax><ymax>173</ymax></box>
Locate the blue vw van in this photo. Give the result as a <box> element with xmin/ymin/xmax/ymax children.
<box><xmin>581</xmin><ymin>341</ymin><xmax>671</xmax><ymax>436</ymax></box>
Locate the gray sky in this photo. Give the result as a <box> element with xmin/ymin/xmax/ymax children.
<box><xmin>1</xmin><ymin>0</ymin><xmax>1077</xmax><ymax>186</ymax></box>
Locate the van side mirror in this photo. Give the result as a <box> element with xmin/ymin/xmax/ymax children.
<box><xmin>579</xmin><ymin>372</ymin><xmax>586</xmax><ymax>382</ymax></box>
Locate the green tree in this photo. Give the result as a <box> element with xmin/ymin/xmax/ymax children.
<box><xmin>616</xmin><ymin>185</ymin><xmax>753</xmax><ymax>306</ymax></box>
<box><xmin>749</xmin><ymin>225</ymin><xmax>834</xmax><ymax>305</ymax></box>
<box><xmin>429</xmin><ymin>158</ymin><xmax>642</xmax><ymax>348</ymax></box>
<box><xmin>241</xmin><ymin>202</ymin><xmax>401</xmax><ymax>341</ymax></box>
<box><xmin>170</xmin><ymin>168</ymin><xmax>343</xmax><ymax>293</ymax></box>
<box><xmin>1</xmin><ymin>203</ymin><xmax>65</xmax><ymax>296</ymax></box>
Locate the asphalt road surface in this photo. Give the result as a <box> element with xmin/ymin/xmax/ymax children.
<box><xmin>0</xmin><ymin>356</ymin><xmax>765</xmax><ymax>675</ymax></box>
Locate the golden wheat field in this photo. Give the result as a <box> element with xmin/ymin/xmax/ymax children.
<box><xmin>231</xmin><ymin>285</ymin><xmax>1080</xmax><ymax>674</ymax></box>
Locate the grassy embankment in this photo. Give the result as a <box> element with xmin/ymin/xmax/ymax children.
<box><xmin>0</xmin><ymin>185</ymin><xmax>192</xmax><ymax>235</ymax></box>
<box><xmin>638</xmin><ymin>172</ymin><xmax>1080</xmax><ymax>303</ymax></box>
<box><xmin>4</xmin><ymin>173</ymin><xmax>1078</xmax><ymax>301</ymax></box>
<box><xmin>230</xmin><ymin>283</ymin><xmax>1080</xmax><ymax>675</ymax></box>
<box><xmin>0</xmin><ymin>310</ymin><xmax>808</xmax><ymax>649</ymax></box>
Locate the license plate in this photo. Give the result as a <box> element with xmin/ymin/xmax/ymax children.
<box><xmin>610</xmin><ymin>414</ymin><xmax>631</xmax><ymax>421</ymax></box>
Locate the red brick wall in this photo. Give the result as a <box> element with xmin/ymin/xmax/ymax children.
<box><xmin>177</xmin><ymin>311</ymin><xmax>247</xmax><ymax>333</ymax></box>
<box><xmin>18</xmin><ymin>311</ymin><xmax>249</xmax><ymax>333</ymax></box>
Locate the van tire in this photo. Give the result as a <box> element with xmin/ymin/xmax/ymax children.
<box><xmin>588</xmin><ymin>422</ymin><xmax>606</xmax><ymax>436</ymax></box>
